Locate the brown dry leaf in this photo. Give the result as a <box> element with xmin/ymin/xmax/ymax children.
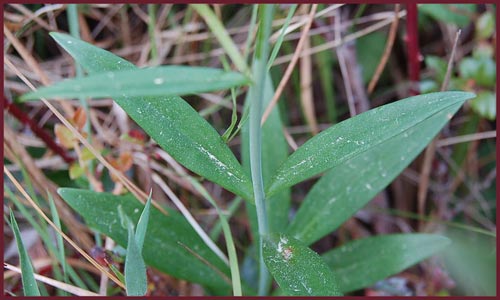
<box><xmin>108</xmin><ymin>151</ymin><xmax>133</xmax><ymax>182</ymax></box>
<box><xmin>72</xmin><ymin>107</ymin><xmax>87</xmax><ymax>131</ymax></box>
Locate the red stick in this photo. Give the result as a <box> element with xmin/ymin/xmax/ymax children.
<box><xmin>406</xmin><ymin>3</ymin><xmax>420</xmax><ymax>95</ymax></box>
<box><xmin>4</xmin><ymin>97</ymin><xmax>75</xmax><ymax>164</ymax></box>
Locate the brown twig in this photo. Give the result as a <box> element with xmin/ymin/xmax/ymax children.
<box><xmin>367</xmin><ymin>4</ymin><xmax>400</xmax><ymax>95</ymax></box>
<box><xmin>417</xmin><ymin>30</ymin><xmax>462</xmax><ymax>230</ymax></box>
<box><xmin>299</xmin><ymin>15</ymin><xmax>318</xmax><ymax>135</ymax></box>
<box><xmin>261</xmin><ymin>4</ymin><xmax>318</xmax><ymax>125</ymax></box>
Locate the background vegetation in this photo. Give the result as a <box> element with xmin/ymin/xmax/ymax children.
<box><xmin>4</xmin><ymin>3</ymin><xmax>496</xmax><ymax>296</ymax></box>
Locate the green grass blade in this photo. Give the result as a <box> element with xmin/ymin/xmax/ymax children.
<box><xmin>263</xmin><ymin>233</ymin><xmax>342</xmax><ymax>296</ymax></box>
<box><xmin>58</xmin><ymin>188</ymin><xmax>232</xmax><ymax>294</ymax></box>
<box><xmin>267</xmin><ymin>91</ymin><xmax>476</xmax><ymax>196</ymax></box>
<box><xmin>9</xmin><ymin>211</ymin><xmax>41</xmax><ymax>296</ymax></box>
<box><xmin>135</xmin><ymin>192</ymin><xmax>152</xmax><ymax>250</ymax></box>
<box><xmin>188</xmin><ymin>179</ymin><xmax>242</xmax><ymax>296</ymax></box>
<box><xmin>48</xmin><ymin>193</ymin><xmax>68</xmax><ymax>289</ymax></box>
<box><xmin>21</xmin><ymin>66</ymin><xmax>249</xmax><ymax>101</ymax></box>
<box><xmin>191</xmin><ymin>4</ymin><xmax>249</xmax><ymax>75</ymax></box>
<box><xmin>322</xmin><ymin>234</ymin><xmax>451</xmax><ymax>293</ymax></box>
<box><xmin>119</xmin><ymin>209</ymin><xmax>147</xmax><ymax>296</ymax></box>
<box><xmin>45</xmin><ymin>32</ymin><xmax>253</xmax><ymax>202</ymax></box>
<box><xmin>267</xmin><ymin>4</ymin><xmax>297</xmax><ymax>70</ymax></box>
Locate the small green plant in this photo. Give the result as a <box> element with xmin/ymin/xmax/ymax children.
<box><xmin>16</xmin><ymin>4</ymin><xmax>478</xmax><ymax>296</ymax></box>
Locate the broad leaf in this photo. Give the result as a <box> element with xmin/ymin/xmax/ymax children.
<box><xmin>266</xmin><ymin>91</ymin><xmax>475</xmax><ymax>197</ymax></box>
<box><xmin>263</xmin><ymin>233</ymin><xmax>342</xmax><ymax>296</ymax></box>
<box><xmin>322</xmin><ymin>234</ymin><xmax>451</xmax><ymax>293</ymax></box>
<box><xmin>287</xmin><ymin>92</ymin><xmax>473</xmax><ymax>245</ymax></box>
<box><xmin>21</xmin><ymin>66</ymin><xmax>249</xmax><ymax>101</ymax></box>
<box><xmin>47</xmin><ymin>32</ymin><xmax>253</xmax><ymax>201</ymax></box>
<box><xmin>58</xmin><ymin>188</ymin><xmax>231</xmax><ymax>294</ymax></box>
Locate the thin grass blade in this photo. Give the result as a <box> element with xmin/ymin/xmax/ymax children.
<box><xmin>9</xmin><ymin>211</ymin><xmax>41</xmax><ymax>296</ymax></box>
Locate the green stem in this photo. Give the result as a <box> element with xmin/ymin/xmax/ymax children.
<box><xmin>249</xmin><ymin>4</ymin><xmax>275</xmax><ymax>296</ymax></box>
<box><xmin>147</xmin><ymin>4</ymin><xmax>158</xmax><ymax>64</ymax></box>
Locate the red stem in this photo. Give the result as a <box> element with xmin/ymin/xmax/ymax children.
<box><xmin>406</xmin><ymin>3</ymin><xmax>420</xmax><ymax>95</ymax></box>
<box><xmin>4</xmin><ymin>97</ymin><xmax>75</xmax><ymax>164</ymax></box>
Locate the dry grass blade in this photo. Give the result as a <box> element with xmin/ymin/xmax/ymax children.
<box><xmin>436</xmin><ymin>130</ymin><xmax>497</xmax><ymax>147</ymax></box>
<box><xmin>4</xmin><ymin>263</ymin><xmax>100</xmax><ymax>296</ymax></box>
<box><xmin>367</xmin><ymin>4</ymin><xmax>400</xmax><ymax>94</ymax></box>
<box><xmin>4</xmin><ymin>167</ymin><xmax>125</xmax><ymax>289</ymax></box>
<box><xmin>299</xmin><ymin>24</ymin><xmax>318</xmax><ymax>134</ymax></box>
<box><xmin>4</xmin><ymin>58</ymin><xmax>169</xmax><ymax>217</ymax></box>
<box><xmin>4</xmin><ymin>124</ymin><xmax>94</xmax><ymax>250</ymax></box>
<box><xmin>417</xmin><ymin>30</ymin><xmax>462</xmax><ymax>230</ymax></box>
<box><xmin>272</xmin><ymin>9</ymin><xmax>407</xmax><ymax>66</ymax></box>
<box><xmin>152</xmin><ymin>173</ymin><xmax>229</xmax><ymax>265</ymax></box>
<box><xmin>261</xmin><ymin>4</ymin><xmax>318</xmax><ymax>125</ymax></box>
<box><xmin>4</xmin><ymin>25</ymin><xmax>74</xmax><ymax>116</ymax></box>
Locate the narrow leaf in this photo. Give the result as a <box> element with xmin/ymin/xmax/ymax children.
<box><xmin>9</xmin><ymin>211</ymin><xmax>41</xmax><ymax>296</ymax></box>
<box><xmin>263</xmin><ymin>233</ymin><xmax>342</xmax><ymax>296</ymax></box>
<box><xmin>322</xmin><ymin>234</ymin><xmax>451</xmax><ymax>293</ymax></box>
<box><xmin>48</xmin><ymin>194</ymin><xmax>68</xmax><ymax>283</ymax></box>
<box><xmin>287</xmin><ymin>92</ymin><xmax>473</xmax><ymax>245</ymax></box>
<box><xmin>58</xmin><ymin>188</ymin><xmax>232</xmax><ymax>294</ymax></box>
<box><xmin>135</xmin><ymin>192</ymin><xmax>152</xmax><ymax>251</ymax></box>
<box><xmin>47</xmin><ymin>32</ymin><xmax>253</xmax><ymax>201</ymax></box>
<box><xmin>21</xmin><ymin>66</ymin><xmax>249</xmax><ymax>101</ymax></box>
<box><xmin>123</xmin><ymin>212</ymin><xmax>147</xmax><ymax>296</ymax></box>
<box><xmin>267</xmin><ymin>91</ymin><xmax>475</xmax><ymax>196</ymax></box>
<box><xmin>191</xmin><ymin>4</ymin><xmax>249</xmax><ymax>75</ymax></box>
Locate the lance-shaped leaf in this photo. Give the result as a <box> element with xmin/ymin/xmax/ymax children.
<box><xmin>322</xmin><ymin>234</ymin><xmax>451</xmax><ymax>293</ymax></box>
<box><xmin>58</xmin><ymin>188</ymin><xmax>232</xmax><ymax>294</ymax></box>
<box><xmin>21</xmin><ymin>66</ymin><xmax>250</xmax><ymax>101</ymax></box>
<box><xmin>263</xmin><ymin>233</ymin><xmax>342</xmax><ymax>296</ymax></box>
<box><xmin>9</xmin><ymin>211</ymin><xmax>41</xmax><ymax>296</ymax></box>
<box><xmin>118</xmin><ymin>207</ymin><xmax>147</xmax><ymax>296</ymax></box>
<box><xmin>287</xmin><ymin>93</ymin><xmax>472</xmax><ymax>245</ymax></box>
<box><xmin>43</xmin><ymin>32</ymin><xmax>253</xmax><ymax>201</ymax></box>
<box><xmin>266</xmin><ymin>92</ymin><xmax>475</xmax><ymax>196</ymax></box>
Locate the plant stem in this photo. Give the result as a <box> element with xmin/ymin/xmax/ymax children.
<box><xmin>249</xmin><ymin>4</ymin><xmax>275</xmax><ymax>296</ymax></box>
<box><xmin>147</xmin><ymin>4</ymin><xmax>158</xmax><ymax>64</ymax></box>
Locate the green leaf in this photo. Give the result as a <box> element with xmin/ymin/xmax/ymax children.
<box><xmin>21</xmin><ymin>66</ymin><xmax>249</xmax><ymax>101</ymax></box>
<box><xmin>9</xmin><ymin>211</ymin><xmax>41</xmax><ymax>296</ymax></box>
<box><xmin>476</xmin><ymin>11</ymin><xmax>495</xmax><ymax>39</ymax></box>
<box><xmin>58</xmin><ymin>188</ymin><xmax>232</xmax><ymax>294</ymax></box>
<box><xmin>440</xmin><ymin>228</ymin><xmax>496</xmax><ymax>296</ymax></box>
<box><xmin>459</xmin><ymin>57</ymin><xmax>496</xmax><ymax>88</ymax></box>
<box><xmin>322</xmin><ymin>234</ymin><xmax>451</xmax><ymax>293</ymax></box>
<box><xmin>121</xmin><ymin>209</ymin><xmax>147</xmax><ymax>296</ymax></box>
<box><xmin>419</xmin><ymin>4</ymin><xmax>476</xmax><ymax>27</ymax></box>
<box><xmin>425</xmin><ymin>55</ymin><xmax>448</xmax><ymax>84</ymax></box>
<box><xmin>47</xmin><ymin>32</ymin><xmax>253</xmax><ymax>201</ymax></box>
<box><xmin>287</xmin><ymin>92</ymin><xmax>473</xmax><ymax>245</ymax></box>
<box><xmin>135</xmin><ymin>193</ymin><xmax>152</xmax><ymax>250</ymax></box>
<box><xmin>263</xmin><ymin>233</ymin><xmax>342</xmax><ymax>296</ymax></box>
<box><xmin>470</xmin><ymin>91</ymin><xmax>496</xmax><ymax>121</ymax></box>
<box><xmin>191</xmin><ymin>4</ymin><xmax>249</xmax><ymax>75</ymax></box>
<box><xmin>267</xmin><ymin>91</ymin><xmax>475</xmax><ymax>197</ymax></box>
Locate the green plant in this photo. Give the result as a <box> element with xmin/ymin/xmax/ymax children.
<box><xmin>14</xmin><ymin>4</ymin><xmax>478</xmax><ymax>296</ymax></box>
